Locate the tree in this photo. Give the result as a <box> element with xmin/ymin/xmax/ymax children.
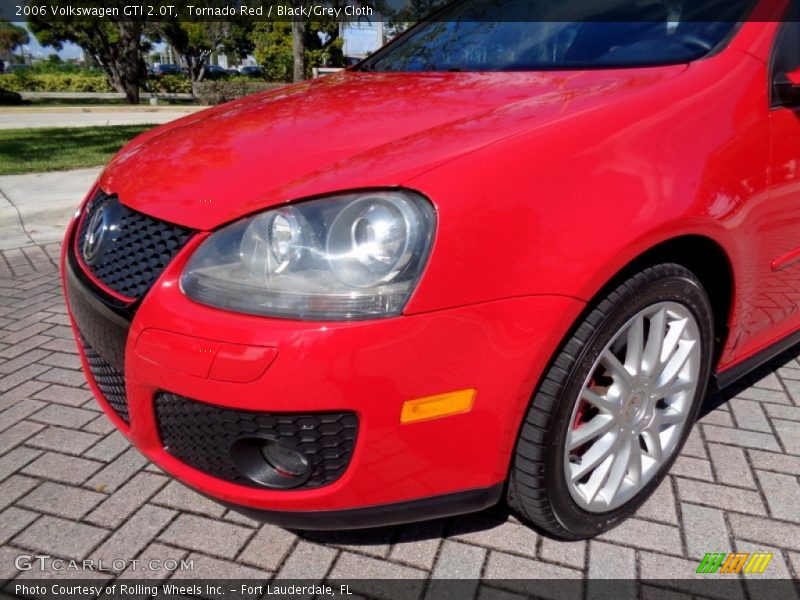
<box><xmin>151</xmin><ymin>1</ymin><xmax>253</xmax><ymax>93</ymax></box>
<box><xmin>251</xmin><ymin>20</ymin><xmax>343</xmax><ymax>83</ymax></box>
<box><xmin>251</xmin><ymin>22</ymin><xmax>293</xmax><ymax>82</ymax></box>
<box><xmin>253</xmin><ymin>0</ymin><xmax>358</xmax><ymax>83</ymax></box>
<box><xmin>292</xmin><ymin>18</ymin><xmax>305</xmax><ymax>83</ymax></box>
<box><xmin>154</xmin><ymin>21</ymin><xmax>253</xmax><ymax>93</ymax></box>
<box><xmin>28</xmin><ymin>14</ymin><xmax>146</xmax><ymax>103</ymax></box>
<box><xmin>0</xmin><ymin>21</ymin><xmax>29</xmax><ymax>64</ymax></box>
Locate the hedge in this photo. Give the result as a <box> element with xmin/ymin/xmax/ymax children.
<box><xmin>0</xmin><ymin>72</ymin><xmax>113</xmax><ymax>93</ymax></box>
<box><xmin>0</xmin><ymin>72</ymin><xmax>194</xmax><ymax>95</ymax></box>
<box><xmin>143</xmin><ymin>74</ymin><xmax>193</xmax><ymax>95</ymax></box>
<box><xmin>195</xmin><ymin>80</ymin><xmax>284</xmax><ymax>105</ymax></box>
<box><xmin>0</xmin><ymin>72</ymin><xmax>284</xmax><ymax>103</ymax></box>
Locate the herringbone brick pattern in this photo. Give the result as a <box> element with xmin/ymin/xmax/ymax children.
<box><xmin>0</xmin><ymin>243</ymin><xmax>799</xmax><ymax>594</ymax></box>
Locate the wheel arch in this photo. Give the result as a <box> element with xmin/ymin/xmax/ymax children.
<box><xmin>500</xmin><ymin>233</ymin><xmax>736</xmax><ymax>487</ymax></box>
<box><xmin>587</xmin><ymin>234</ymin><xmax>735</xmax><ymax>367</ymax></box>
<box><xmin>507</xmin><ymin>261</ymin><xmax>718</xmax><ymax>537</ymax></box>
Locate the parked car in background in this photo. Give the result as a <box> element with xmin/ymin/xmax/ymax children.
<box><xmin>152</xmin><ymin>64</ymin><xmax>183</xmax><ymax>77</ymax></box>
<box><xmin>63</xmin><ymin>0</ymin><xmax>800</xmax><ymax>539</ymax></box>
<box><xmin>203</xmin><ymin>65</ymin><xmax>229</xmax><ymax>79</ymax></box>
<box><xmin>239</xmin><ymin>66</ymin><xmax>264</xmax><ymax>78</ymax></box>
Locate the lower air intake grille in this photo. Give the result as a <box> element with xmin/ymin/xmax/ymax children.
<box><xmin>81</xmin><ymin>336</ymin><xmax>129</xmax><ymax>425</ymax></box>
<box><xmin>154</xmin><ymin>392</ymin><xmax>358</xmax><ymax>490</ymax></box>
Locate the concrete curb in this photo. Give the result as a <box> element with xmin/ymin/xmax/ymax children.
<box><xmin>2</xmin><ymin>105</ymin><xmax>203</xmax><ymax>114</ymax></box>
<box><xmin>0</xmin><ymin>167</ymin><xmax>101</xmax><ymax>249</ymax></box>
<box><xmin>18</xmin><ymin>92</ymin><xmax>196</xmax><ymax>102</ymax></box>
<box><xmin>0</xmin><ymin>107</ymin><xmax>203</xmax><ymax>129</ymax></box>
<box><xmin>0</xmin><ymin>107</ymin><xmax>195</xmax><ymax>246</ymax></box>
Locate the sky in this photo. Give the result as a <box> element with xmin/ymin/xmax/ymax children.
<box><xmin>14</xmin><ymin>22</ymin><xmax>84</xmax><ymax>60</ymax></box>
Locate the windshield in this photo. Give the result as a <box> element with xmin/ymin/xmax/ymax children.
<box><xmin>359</xmin><ymin>0</ymin><xmax>753</xmax><ymax>72</ymax></box>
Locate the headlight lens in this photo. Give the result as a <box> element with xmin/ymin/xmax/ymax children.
<box><xmin>180</xmin><ymin>190</ymin><xmax>436</xmax><ymax>320</ymax></box>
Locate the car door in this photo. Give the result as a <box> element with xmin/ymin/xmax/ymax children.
<box><xmin>750</xmin><ymin>13</ymin><xmax>800</xmax><ymax>346</ymax></box>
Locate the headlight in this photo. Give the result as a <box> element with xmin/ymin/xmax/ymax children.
<box><xmin>180</xmin><ymin>190</ymin><xmax>436</xmax><ymax>320</ymax></box>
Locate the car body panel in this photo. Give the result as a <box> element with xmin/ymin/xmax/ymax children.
<box><xmin>63</xmin><ymin>12</ymin><xmax>800</xmax><ymax>517</ymax></box>
<box><xmin>99</xmin><ymin>66</ymin><xmax>688</xmax><ymax>230</ymax></box>
<box><xmin>61</xmin><ymin>225</ymin><xmax>585</xmax><ymax>510</ymax></box>
<box><xmin>404</xmin><ymin>44</ymin><xmax>778</xmax><ymax>369</ymax></box>
<box><xmin>99</xmin><ymin>23</ymin><xmax>794</xmax><ymax>369</ymax></box>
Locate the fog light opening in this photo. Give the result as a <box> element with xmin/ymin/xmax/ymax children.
<box><xmin>229</xmin><ymin>436</ymin><xmax>312</xmax><ymax>489</ymax></box>
<box><xmin>261</xmin><ymin>442</ymin><xmax>309</xmax><ymax>478</ymax></box>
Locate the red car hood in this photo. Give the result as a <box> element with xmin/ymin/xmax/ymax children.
<box><xmin>101</xmin><ymin>68</ymin><xmax>686</xmax><ymax>230</ymax></box>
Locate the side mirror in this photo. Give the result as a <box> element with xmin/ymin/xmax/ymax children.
<box><xmin>775</xmin><ymin>67</ymin><xmax>800</xmax><ymax>107</ymax></box>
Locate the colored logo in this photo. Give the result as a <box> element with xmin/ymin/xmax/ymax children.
<box><xmin>696</xmin><ymin>552</ymin><xmax>772</xmax><ymax>574</ymax></box>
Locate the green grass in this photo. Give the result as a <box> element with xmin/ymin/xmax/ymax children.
<box><xmin>0</xmin><ymin>124</ymin><xmax>155</xmax><ymax>175</ymax></box>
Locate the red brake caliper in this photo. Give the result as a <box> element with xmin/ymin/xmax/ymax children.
<box><xmin>573</xmin><ymin>378</ymin><xmax>592</xmax><ymax>430</ymax></box>
<box><xmin>571</xmin><ymin>378</ymin><xmax>593</xmax><ymax>461</ymax></box>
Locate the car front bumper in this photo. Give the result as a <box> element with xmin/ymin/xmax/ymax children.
<box><xmin>62</xmin><ymin>211</ymin><xmax>584</xmax><ymax>528</ymax></box>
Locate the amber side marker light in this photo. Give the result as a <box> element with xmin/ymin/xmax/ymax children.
<box><xmin>401</xmin><ymin>389</ymin><xmax>476</xmax><ymax>424</ymax></box>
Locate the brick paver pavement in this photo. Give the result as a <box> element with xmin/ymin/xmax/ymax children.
<box><xmin>0</xmin><ymin>243</ymin><xmax>799</xmax><ymax>594</ymax></box>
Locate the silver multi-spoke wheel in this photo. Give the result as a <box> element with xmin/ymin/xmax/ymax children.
<box><xmin>510</xmin><ymin>265</ymin><xmax>712</xmax><ymax>538</ymax></box>
<box><xmin>564</xmin><ymin>301</ymin><xmax>701</xmax><ymax>512</ymax></box>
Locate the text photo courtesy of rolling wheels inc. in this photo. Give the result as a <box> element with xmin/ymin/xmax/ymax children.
<box><xmin>1</xmin><ymin>0</ymin><xmax>800</xmax><ymax>599</ymax></box>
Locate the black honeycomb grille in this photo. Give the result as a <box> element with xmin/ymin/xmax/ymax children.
<box><xmin>81</xmin><ymin>336</ymin><xmax>129</xmax><ymax>425</ymax></box>
<box><xmin>154</xmin><ymin>392</ymin><xmax>358</xmax><ymax>490</ymax></box>
<box><xmin>77</xmin><ymin>190</ymin><xmax>193</xmax><ymax>299</ymax></box>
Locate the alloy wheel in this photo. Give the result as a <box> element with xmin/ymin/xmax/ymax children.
<box><xmin>563</xmin><ymin>301</ymin><xmax>701</xmax><ymax>512</ymax></box>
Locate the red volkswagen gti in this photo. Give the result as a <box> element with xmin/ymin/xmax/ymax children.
<box><xmin>62</xmin><ymin>0</ymin><xmax>800</xmax><ymax>539</ymax></box>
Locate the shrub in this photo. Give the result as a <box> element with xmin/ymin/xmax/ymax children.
<box><xmin>11</xmin><ymin>61</ymin><xmax>105</xmax><ymax>76</ymax></box>
<box><xmin>0</xmin><ymin>72</ymin><xmax>113</xmax><ymax>93</ymax></box>
<box><xmin>144</xmin><ymin>74</ymin><xmax>192</xmax><ymax>95</ymax></box>
<box><xmin>195</xmin><ymin>80</ymin><xmax>283</xmax><ymax>105</ymax></box>
<box><xmin>0</xmin><ymin>73</ymin><xmax>29</xmax><ymax>91</ymax></box>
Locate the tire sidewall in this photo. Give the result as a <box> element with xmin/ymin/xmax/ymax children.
<box><xmin>544</xmin><ymin>272</ymin><xmax>714</xmax><ymax>538</ymax></box>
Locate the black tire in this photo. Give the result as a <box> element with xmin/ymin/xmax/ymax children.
<box><xmin>507</xmin><ymin>263</ymin><xmax>714</xmax><ymax>539</ymax></box>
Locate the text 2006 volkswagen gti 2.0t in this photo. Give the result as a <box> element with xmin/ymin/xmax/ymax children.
<box><xmin>63</xmin><ymin>0</ymin><xmax>800</xmax><ymax>539</ymax></box>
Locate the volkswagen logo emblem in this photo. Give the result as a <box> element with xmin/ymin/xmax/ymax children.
<box><xmin>81</xmin><ymin>202</ymin><xmax>111</xmax><ymax>265</ymax></box>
